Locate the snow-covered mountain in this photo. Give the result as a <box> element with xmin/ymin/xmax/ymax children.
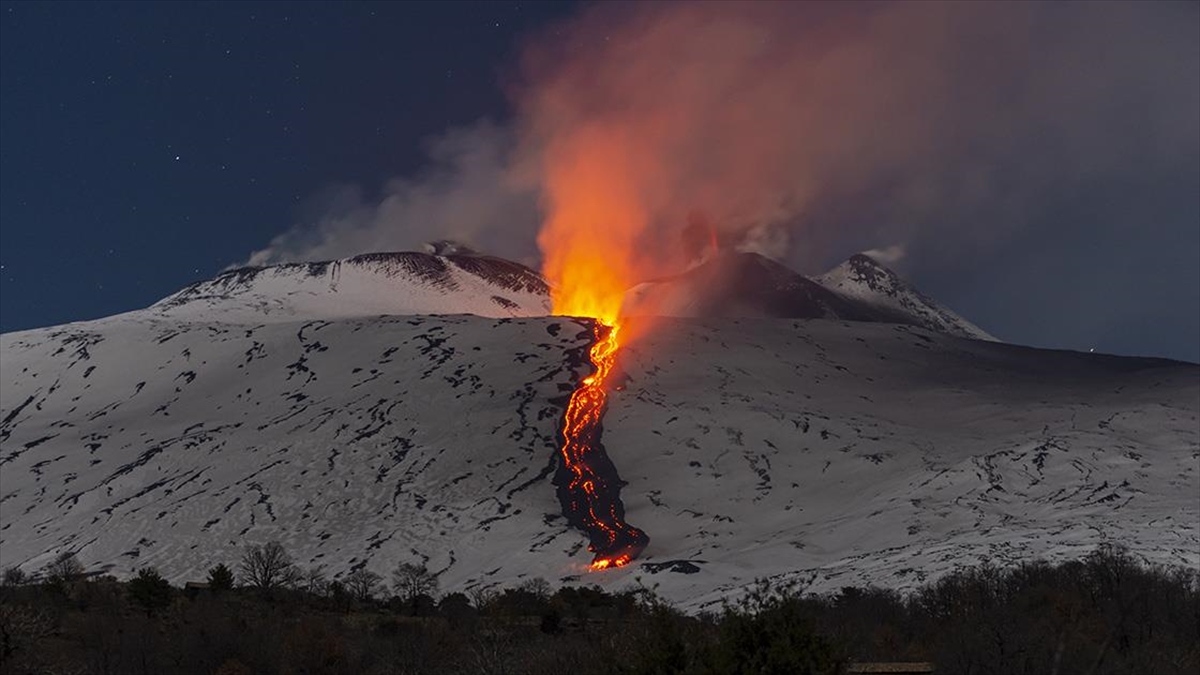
<box><xmin>152</xmin><ymin>251</ymin><xmax>550</xmax><ymax>321</ymax></box>
<box><xmin>144</xmin><ymin>247</ymin><xmax>987</xmax><ymax>339</ymax></box>
<box><xmin>816</xmin><ymin>253</ymin><xmax>996</xmax><ymax>341</ymax></box>
<box><xmin>1</xmin><ymin>251</ymin><xmax>1196</xmax><ymax>611</ymax></box>
<box><xmin>624</xmin><ymin>251</ymin><xmax>994</xmax><ymax>340</ymax></box>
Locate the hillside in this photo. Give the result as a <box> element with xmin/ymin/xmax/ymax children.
<box><xmin>2</xmin><ymin>303</ymin><xmax>1195</xmax><ymax>610</ymax></box>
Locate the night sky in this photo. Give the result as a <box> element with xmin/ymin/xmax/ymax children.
<box><xmin>0</xmin><ymin>1</ymin><xmax>576</xmax><ymax>331</ymax></box>
<box><xmin>2</xmin><ymin>2</ymin><xmax>1198</xmax><ymax>363</ymax></box>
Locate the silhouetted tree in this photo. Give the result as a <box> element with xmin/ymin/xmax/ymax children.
<box><xmin>301</xmin><ymin>565</ymin><xmax>329</xmax><ymax>596</ymax></box>
<box><xmin>467</xmin><ymin>586</ymin><xmax>496</xmax><ymax>613</ymax></box>
<box><xmin>1</xmin><ymin>566</ymin><xmax>26</xmax><ymax>587</ymax></box>
<box><xmin>344</xmin><ymin>568</ymin><xmax>381</xmax><ymax>602</ymax></box>
<box><xmin>128</xmin><ymin>567</ymin><xmax>173</xmax><ymax>616</ymax></box>
<box><xmin>0</xmin><ymin>543</ymin><xmax>1191</xmax><ymax>675</ymax></box>
<box><xmin>391</xmin><ymin>562</ymin><xmax>438</xmax><ymax>603</ymax></box>
<box><xmin>42</xmin><ymin>552</ymin><xmax>84</xmax><ymax>592</ymax></box>
<box><xmin>438</xmin><ymin>592</ymin><xmax>477</xmax><ymax>628</ymax></box>
<box><xmin>519</xmin><ymin>576</ymin><xmax>552</xmax><ymax>600</ymax></box>
<box><xmin>492</xmin><ymin>587</ymin><xmax>549</xmax><ymax>616</ymax></box>
<box><xmin>206</xmin><ymin>563</ymin><xmax>235</xmax><ymax>593</ymax></box>
<box><xmin>239</xmin><ymin>541</ymin><xmax>294</xmax><ymax>591</ymax></box>
<box><xmin>327</xmin><ymin>579</ymin><xmax>354</xmax><ymax>613</ymax></box>
<box><xmin>280</xmin><ymin>563</ymin><xmax>305</xmax><ymax>590</ymax></box>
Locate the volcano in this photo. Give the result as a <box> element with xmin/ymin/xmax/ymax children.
<box><xmin>146</xmin><ymin>248</ymin><xmax>991</xmax><ymax>340</ymax></box>
<box><xmin>1</xmin><ymin>247</ymin><xmax>1196</xmax><ymax>610</ymax></box>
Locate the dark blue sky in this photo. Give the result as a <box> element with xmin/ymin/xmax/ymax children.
<box><xmin>2</xmin><ymin>1</ymin><xmax>1197</xmax><ymax>363</ymax></box>
<box><xmin>0</xmin><ymin>1</ymin><xmax>575</xmax><ymax>332</ymax></box>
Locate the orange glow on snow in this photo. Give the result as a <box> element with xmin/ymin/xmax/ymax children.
<box><xmin>590</xmin><ymin>554</ymin><xmax>632</xmax><ymax>571</ymax></box>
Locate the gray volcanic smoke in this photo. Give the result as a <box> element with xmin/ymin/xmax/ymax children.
<box><xmin>246</xmin><ymin>1</ymin><xmax>1200</xmax><ymax>359</ymax></box>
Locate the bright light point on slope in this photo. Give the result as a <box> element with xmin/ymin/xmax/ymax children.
<box><xmin>590</xmin><ymin>554</ymin><xmax>632</xmax><ymax>571</ymax></box>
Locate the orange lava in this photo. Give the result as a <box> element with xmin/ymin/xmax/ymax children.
<box><xmin>590</xmin><ymin>554</ymin><xmax>632</xmax><ymax>571</ymax></box>
<box><xmin>536</xmin><ymin>127</ymin><xmax>650</xmax><ymax>569</ymax></box>
<box><xmin>557</xmin><ymin>321</ymin><xmax>648</xmax><ymax>569</ymax></box>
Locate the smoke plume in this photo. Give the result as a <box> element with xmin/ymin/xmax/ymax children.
<box><xmin>244</xmin><ymin>121</ymin><xmax>540</xmax><ymax>267</ymax></box>
<box><xmin>248</xmin><ymin>1</ymin><xmax>1198</xmax><ymax>291</ymax></box>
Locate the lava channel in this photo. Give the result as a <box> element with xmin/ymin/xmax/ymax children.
<box><xmin>554</xmin><ymin>321</ymin><xmax>649</xmax><ymax>570</ymax></box>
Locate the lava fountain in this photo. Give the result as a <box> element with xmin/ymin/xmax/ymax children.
<box><xmin>535</xmin><ymin>127</ymin><xmax>657</xmax><ymax>569</ymax></box>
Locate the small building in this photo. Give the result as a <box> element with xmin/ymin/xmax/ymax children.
<box><xmin>183</xmin><ymin>581</ymin><xmax>211</xmax><ymax>599</ymax></box>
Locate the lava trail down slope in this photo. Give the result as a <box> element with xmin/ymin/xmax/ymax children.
<box><xmin>553</xmin><ymin>321</ymin><xmax>648</xmax><ymax>569</ymax></box>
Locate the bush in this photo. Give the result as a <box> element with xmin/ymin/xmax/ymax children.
<box><xmin>0</xmin><ymin>545</ymin><xmax>1192</xmax><ymax>675</ymax></box>
<box><xmin>1</xmin><ymin>566</ymin><xmax>27</xmax><ymax>588</ymax></box>
<box><xmin>206</xmin><ymin>563</ymin><xmax>235</xmax><ymax>593</ymax></box>
<box><xmin>703</xmin><ymin>581</ymin><xmax>842</xmax><ymax>675</ymax></box>
<box><xmin>128</xmin><ymin>567</ymin><xmax>174</xmax><ymax>616</ymax></box>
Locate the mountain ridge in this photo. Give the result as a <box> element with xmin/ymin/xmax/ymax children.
<box><xmin>151</xmin><ymin>251</ymin><xmax>551</xmax><ymax>322</ymax></box>
<box><xmin>138</xmin><ymin>247</ymin><xmax>997</xmax><ymax>342</ymax></box>
<box><xmin>816</xmin><ymin>253</ymin><xmax>996</xmax><ymax>341</ymax></box>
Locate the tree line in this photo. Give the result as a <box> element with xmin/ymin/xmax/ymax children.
<box><xmin>1</xmin><ymin>544</ymin><xmax>1196</xmax><ymax>675</ymax></box>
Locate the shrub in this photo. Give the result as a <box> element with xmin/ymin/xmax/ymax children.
<box><xmin>128</xmin><ymin>567</ymin><xmax>174</xmax><ymax>616</ymax></box>
<box><xmin>1</xmin><ymin>566</ymin><xmax>27</xmax><ymax>588</ymax></box>
<box><xmin>702</xmin><ymin>581</ymin><xmax>842</xmax><ymax>675</ymax></box>
<box><xmin>206</xmin><ymin>563</ymin><xmax>235</xmax><ymax>592</ymax></box>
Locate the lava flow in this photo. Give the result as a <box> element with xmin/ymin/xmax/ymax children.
<box><xmin>554</xmin><ymin>321</ymin><xmax>649</xmax><ymax>570</ymax></box>
<box><xmin>534</xmin><ymin>115</ymin><xmax>655</xmax><ymax>569</ymax></box>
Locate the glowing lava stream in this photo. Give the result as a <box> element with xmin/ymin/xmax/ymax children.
<box><xmin>556</xmin><ymin>321</ymin><xmax>649</xmax><ymax>570</ymax></box>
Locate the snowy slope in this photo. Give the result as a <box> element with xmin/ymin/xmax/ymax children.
<box><xmin>606</xmin><ymin>318</ymin><xmax>1195</xmax><ymax>605</ymax></box>
<box><xmin>2</xmin><ymin>306</ymin><xmax>1196</xmax><ymax>610</ymax></box>
<box><xmin>152</xmin><ymin>251</ymin><xmax>550</xmax><ymax>321</ymax></box>
<box><xmin>815</xmin><ymin>253</ymin><xmax>996</xmax><ymax>341</ymax></box>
